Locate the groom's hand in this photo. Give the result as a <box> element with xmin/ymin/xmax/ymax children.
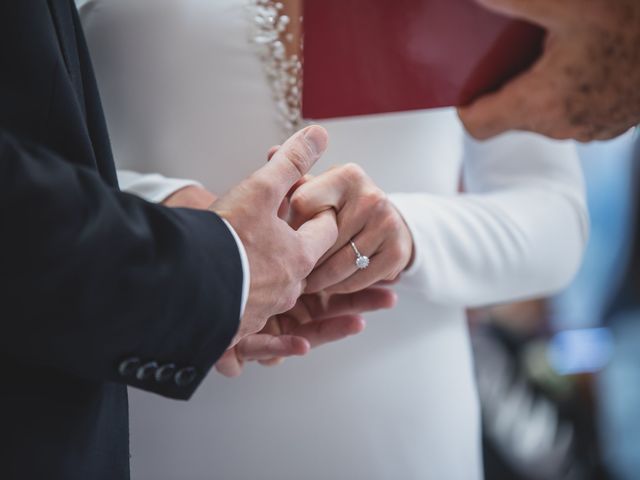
<box><xmin>215</xmin><ymin>288</ymin><xmax>397</xmax><ymax>377</ymax></box>
<box><xmin>210</xmin><ymin>126</ymin><xmax>338</xmax><ymax>343</ymax></box>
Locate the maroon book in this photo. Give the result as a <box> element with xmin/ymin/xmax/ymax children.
<box><xmin>302</xmin><ymin>0</ymin><xmax>544</xmax><ymax>120</ymax></box>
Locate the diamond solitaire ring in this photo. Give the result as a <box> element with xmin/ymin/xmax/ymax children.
<box><xmin>350</xmin><ymin>241</ymin><xmax>370</xmax><ymax>270</ymax></box>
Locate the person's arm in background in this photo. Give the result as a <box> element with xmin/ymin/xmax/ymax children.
<box><xmin>458</xmin><ymin>0</ymin><xmax>640</xmax><ymax>142</ymax></box>
<box><xmin>296</xmin><ymin>132</ymin><xmax>588</xmax><ymax>307</ymax></box>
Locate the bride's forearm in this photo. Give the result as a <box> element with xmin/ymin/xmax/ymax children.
<box><xmin>388</xmin><ymin>134</ymin><xmax>588</xmax><ymax>306</ymax></box>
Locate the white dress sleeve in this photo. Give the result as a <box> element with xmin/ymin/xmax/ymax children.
<box><xmin>389</xmin><ymin>131</ymin><xmax>589</xmax><ymax>307</ymax></box>
<box><xmin>117</xmin><ymin>170</ymin><xmax>201</xmax><ymax>203</ymax></box>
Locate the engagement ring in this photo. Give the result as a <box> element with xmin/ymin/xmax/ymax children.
<box><xmin>350</xmin><ymin>241</ymin><xmax>370</xmax><ymax>270</ymax></box>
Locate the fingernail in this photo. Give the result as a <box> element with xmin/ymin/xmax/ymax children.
<box><xmin>303</xmin><ymin>126</ymin><xmax>328</xmax><ymax>157</ymax></box>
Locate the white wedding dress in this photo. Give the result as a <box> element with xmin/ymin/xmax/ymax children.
<box><xmin>78</xmin><ymin>1</ymin><xmax>588</xmax><ymax>479</ymax></box>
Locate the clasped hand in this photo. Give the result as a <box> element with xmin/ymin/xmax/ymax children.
<box><xmin>166</xmin><ymin>126</ymin><xmax>414</xmax><ymax>376</ymax></box>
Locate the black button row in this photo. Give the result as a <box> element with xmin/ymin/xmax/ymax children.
<box><xmin>118</xmin><ymin>358</ymin><xmax>197</xmax><ymax>388</ymax></box>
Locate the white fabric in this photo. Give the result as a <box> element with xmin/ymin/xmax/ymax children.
<box><xmin>79</xmin><ymin>1</ymin><xmax>588</xmax><ymax>479</ymax></box>
<box><xmin>117</xmin><ymin>170</ymin><xmax>250</xmax><ymax>317</ymax></box>
<box><xmin>117</xmin><ymin>170</ymin><xmax>200</xmax><ymax>203</ymax></box>
<box><xmin>391</xmin><ymin>132</ymin><xmax>588</xmax><ymax>306</ymax></box>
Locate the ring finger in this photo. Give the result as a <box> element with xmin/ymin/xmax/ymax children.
<box><xmin>305</xmin><ymin>228</ymin><xmax>384</xmax><ymax>293</ymax></box>
<box><xmin>325</xmin><ymin>241</ymin><xmax>400</xmax><ymax>294</ymax></box>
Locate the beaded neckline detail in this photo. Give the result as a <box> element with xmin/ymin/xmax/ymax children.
<box><xmin>249</xmin><ymin>0</ymin><xmax>306</xmax><ymax>139</ymax></box>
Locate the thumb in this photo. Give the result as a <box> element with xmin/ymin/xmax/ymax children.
<box><xmin>473</xmin><ymin>0</ymin><xmax>570</xmax><ymax>27</ymax></box>
<box><xmin>253</xmin><ymin>125</ymin><xmax>329</xmax><ymax>209</ymax></box>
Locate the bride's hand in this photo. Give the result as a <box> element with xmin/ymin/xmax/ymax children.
<box><xmin>290</xmin><ymin>164</ymin><xmax>414</xmax><ymax>294</ymax></box>
<box><xmin>215</xmin><ymin>288</ymin><xmax>396</xmax><ymax>377</ymax></box>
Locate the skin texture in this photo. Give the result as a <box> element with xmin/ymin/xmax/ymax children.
<box><xmin>289</xmin><ymin>163</ymin><xmax>415</xmax><ymax>295</ymax></box>
<box><xmin>458</xmin><ymin>0</ymin><xmax>640</xmax><ymax>142</ymax></box>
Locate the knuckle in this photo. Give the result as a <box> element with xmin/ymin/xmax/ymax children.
<box><xmin>281</xmin><ymin>287</ymin><xmax>300</xmax><ymax>312</ymax></box>
<box><xmin>341</xmin><ymin>162</ymin><xmax>365</xmax><ymax>182</ymax></box>
<box><xmin>248</xmin><ymin>174</ymin><xmax>278</xmax><ymax>203</ymax></box>
<box><xmin>287</xmin><ymin>239</ymin><xmax>316</xmax><ymax>274</ymax></box>
<box><xmin>284</xmin><ymin>145</ymin><xmax>310</xmax><ymax>177</ymax></box>
<box><xmin>370</xmin><ymin>190</ymin><xmax>389</xmax><ymax>213</ymax></box>
<box><xmin>284</xmin><ymin>296</ymin><xmax>298</xmax><ymax>313</ymax></box>
<box><xmin>357</xmin><ymin>184</ymin><xmax>385</xmax><ymax>207</ymax></box>
<box><xmin>289</xmin><ymin>190</ymin><xmax>309</xmax><ymax>215</ymax></box>
<box><xmin>304</xmin><ymin>248</ymin><xmax>319</xmax><ymax>271</ymax></box>
<box><xmin>382</xmin><ymin>209</ymin><xmax>402</xmax><ymax>232</ymax></box>
<box><xmin>296</xmin><ymin>247</ymin><xmax>317</xmax><ymax>275</ymax></box>
<box><xmin>254</xmin><ymin>317</ymin><xmax>269</xmax><ymax>334</ymax></box>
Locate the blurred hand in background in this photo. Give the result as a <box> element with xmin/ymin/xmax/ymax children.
<box><xmin>459</xmin><ymin>0</ymin><xmax>640</xmax><ymax>142</ymax></box>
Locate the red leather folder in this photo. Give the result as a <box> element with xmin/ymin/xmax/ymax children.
<box><xmin>301</xmin><ymin>0</ymin><xmax>544</xmax><ymax>120</ymax></box>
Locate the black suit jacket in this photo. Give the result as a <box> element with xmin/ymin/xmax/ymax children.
<box><xmin>0</xmin><ymin>1</ymin><xmax>243</xmax><ymax>478</ymax></box>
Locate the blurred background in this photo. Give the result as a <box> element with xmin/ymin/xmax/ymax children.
<box><xmin>469</xmin><ymin>131</ymin><xmax>639</xmax><ymax>480</ymax></box>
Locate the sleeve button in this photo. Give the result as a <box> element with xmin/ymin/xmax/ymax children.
<box><xmin>118</xmin><ymin>357</ymin><xmax>141</xmax><ymax>377</ymax></box>
<box><xmin>155</xmin><ymin>363</ymin><xmax>177</xmax><ymax>383</ymax></box>
<box><xmin>136</xmin><ymin>361</ymin><xmax>159</xmax><ymax>381</ymax></box>
<box><xmin>174</xmin><ymin>367</ymin><xmax>198</xmax><ymax>387</ymax></box>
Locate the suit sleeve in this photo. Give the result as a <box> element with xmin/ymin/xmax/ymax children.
<box><xmin>390</xmin><ymin>131</ymin><xmax>589</xmax><ymax>307</ymax></box>
<box><xmin>0</xmin><ymin>131</ymin><xmax>242</xmax><ymax>400</ymax></box>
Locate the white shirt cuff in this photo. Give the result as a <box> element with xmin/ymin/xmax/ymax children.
<box><xmin>221</xmin><ymin>219</ymin><xmax>250</xmax><ymax>318</ymax></box>
<box><xmin>117</xmin><ymin>171</ymin><xmax>203</xmax><ymax>204</ymax></box>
